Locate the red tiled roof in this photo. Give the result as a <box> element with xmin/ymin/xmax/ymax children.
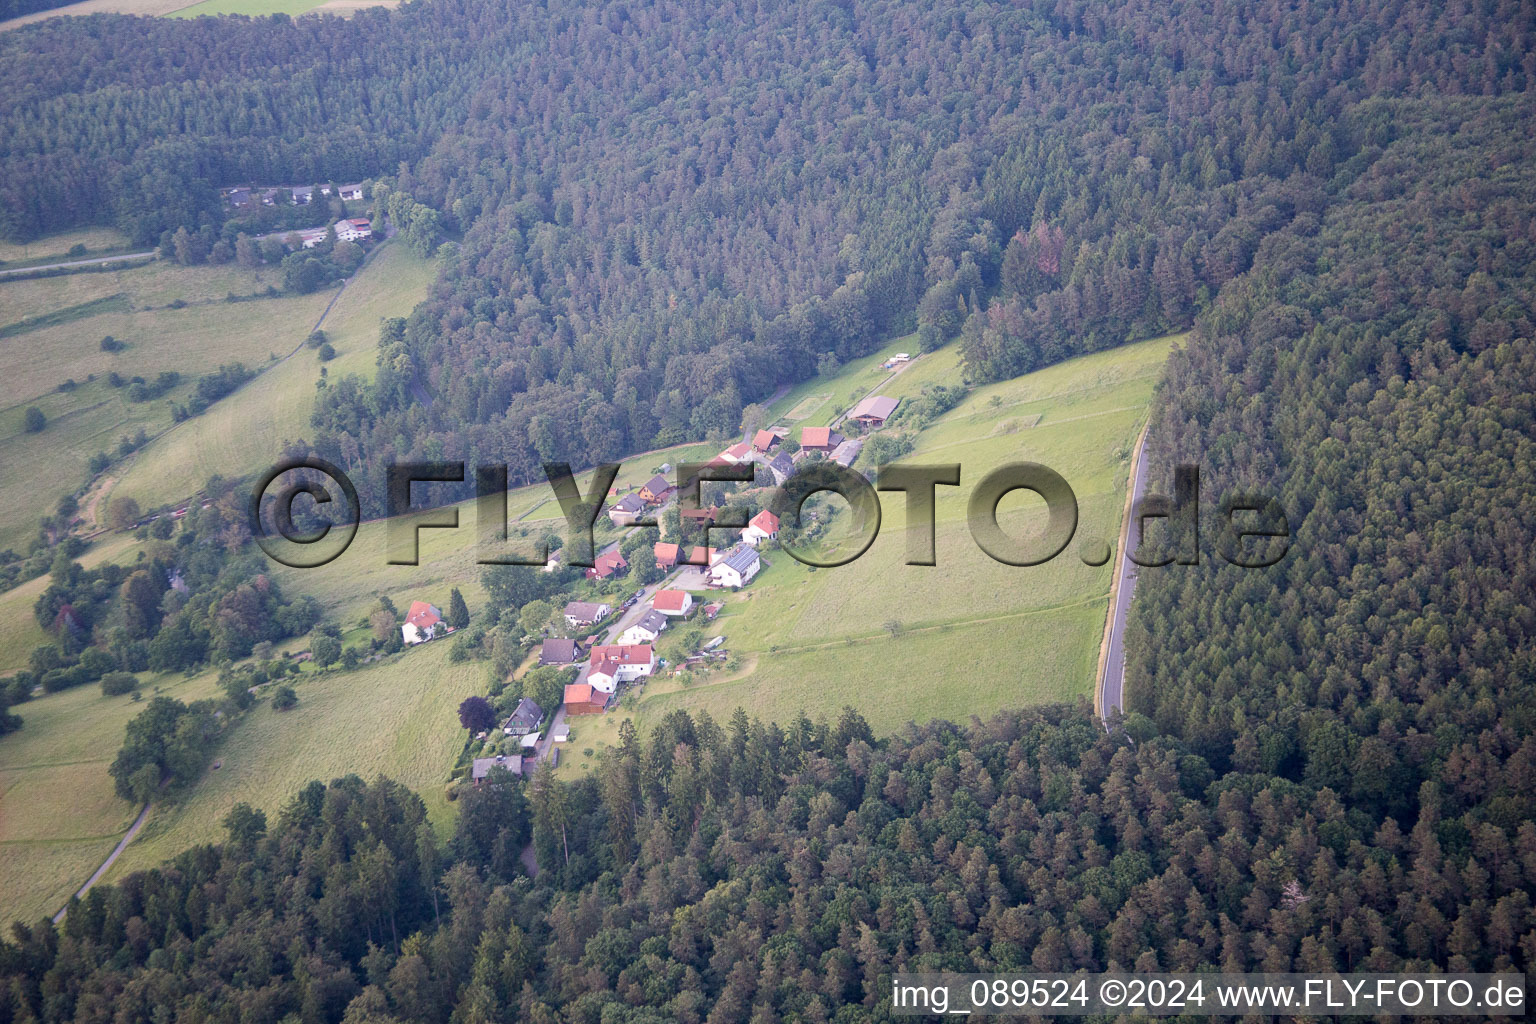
<box><xmin>405</xmin><ymin>600</ymin><xmax>440</xmax><ymax>629</ymax></box>
<box><xmin>686</xmin><ymin>546</ymin><xmax>719</xmax><ymax>565</ymax></box>
<box><xmin>564</xmin><ymin>683</ymin><xmax>594</xmax><ymax>704</ymax></box>
<box><xmin>588</xmin><ymin>644</ymin><xmax>654</xmax><ymax>667</ymax></box>
<box><xmin>652</xmin><ymin>589</ymin><xmax>690</xmax><ymax>613</ymax></box>
<box><xmin>749</xmin><ymin>509</ymin><xmax>780</xmax><ymax>533</ymax></box>
<box><xmin>654</xmin><ymin>542</ymin><xmax>680</xmax><ymax>566</ymax></box>
<box><xmin>722</xmin><ymin>442</ymin><xmax>751</xmax><ymax>461</ymax></box>
<box><xmin>801</xmin><ymin>426</ymin><xmax>831</xmax><ymax>447</ymax></box>
<box><xmin>752</xmin><ymin>428</ymin><xmax>781</xmax><ymax>451</ymax></box>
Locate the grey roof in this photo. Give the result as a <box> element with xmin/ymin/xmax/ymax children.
<box><xmin>642</xmin><ymin>473</ymin><xmax>672</xmax><ymax>494</ymax></box>
<box><xmin>611</xmin><ymin>493</ymin><xmax>646</xmax><ymax>514</ymax></box>
<box><xmin>510</xmin><ymin>697</ymin><xmax>543</xmax><ymax>727</ymax></box>
<box><xmin>716</xmin><ymin>544</ymin><xmax>760</xmax><ymax>575</ymax></box>
<box><xmin>540</xmin><ymin>638</ymin><xmax>580</xmax><ymax>664</ymax></box>
<box><xmin>849</xmin><ymin>394</ymin><xmax>899</xmax><ymax>421</ymax></box>
<box><xmin>472</xmin><ymin>755</ymin><xmax>523</xmax><ymax>780</ymax></box>
<box><xmin>634</xmin><ymin>609</ymin><xmax>668</xmax><ymax>634</ymax></box>
<box><xmin>831</xmin><ymin>438</ymin><xmax>864</xmax><ymax>466</ymax></box>
<box><xmin>767</xmin><ymin>452</ymin><xmax>795</xmax><ymax>481</ymax></box>
<box><xmin>564</xmin><ymin>601</ymin><xmax>609</xmax><ymax>621</ymax></box>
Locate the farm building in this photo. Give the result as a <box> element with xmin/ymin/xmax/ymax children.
<box><xmin>752</xmin><ymin>428</ymin><xmax>784</xmax><ymax>452</ymax></box>
<box><xmin>654</xmin><ymin>542</ymin><xmax>680</xmax><ymax>569</ymax></box>
<box><xmin>831</xmin><ymin>438</ymin><xmax>864</xmax><ymax>467</ymax></box>
<box><xmin>847</xmin><ymin>395</ymin><xmax>899</xmax><ymax>428</ymax></box>
<box><xmin>800</xmin><ymin>426</ymin><xmax>843</xmax><ymax>453</ymax></box>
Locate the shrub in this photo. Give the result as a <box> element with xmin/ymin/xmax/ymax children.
<box><xmin>23</xmin><ymin>407</ymin><xmax>45</xmax><ymax>433</ymax></box>
<box><xmin>271</xmin><ymin>685</ymin><xmax>298</xmax><ymax>711</ymax></box>
<box><xmin>100</xmin><ymin>672</ymin><xmax>138</xmax><ymax>696</ymax></box>
<box><xmin>317</xmin><ymin>343</ymin><xmax>336</xmax><ymax>361</ymax></box>
<box><xmin>100</xmin><ymin>336</ymin><xmax>125</xmax><ymax>352</ymax></box>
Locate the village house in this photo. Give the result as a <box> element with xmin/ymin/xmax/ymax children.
<box><xmin>718</xmin><ymin>442</ymin><xmax>753</xmax><ymax>464</ymax></box>
<box><xmin>639</xmin><ymin>473</ymin><xmax>673</xmax><ymax>503</ymax></box>
<box><xmin>563</xmin><ymin>601</ymin><xmax>611</xmax><ymax>628</ymax></box>
<box><xmin>651</xmin><ymin>589</ymin><xmax>693</xmax><ymax>617</ymax></box>
<box><xmin>586</xmin><ymin>644</ymin><xmax>656</xmax><ymax>693</ymax></box>
<box><xmin>543</xmin><ymin>549</ymin><xmax>563</xmax><ymax>573</ymax></box>
<box><xmin>608</xmin><ymin>493</ymin><xmax>646</xmax><ymax>526</ymax></box>
<box><xmin>758</xmin><ymin>451</ymin><xmax>795</xmax><ymax>485</ymax></box>
<box><xmin>339</xmin><ymin>183</ymin><xmax>365</xmax><ymax>201</ymax></box>
<box><xmin>335</xmin><ymin>218</ymin><xmax>372</xmax><ymax>242</ymax></box>
<box><xmin>742</xmin><ymin>509</ymin><xmax>780</xmax><ymax>546</ymax></box>
<box><xmin>799</xmin><ymin>426</ymin><xmax>843</xmax><ymax>454</ymax></box>
<box><xmin>291</xmin><ymin>185</ymin><xmax>316</xmax><ymax>205</ymax></box>
<box><xmin>847</xmin><ymin>394</ymin><xmax>900</xmax><ymax>429</ymax></box>
<box><xmin>710</xmin><ymin>545</ymin><xmax>761</xmax><ymax>588</ymax></box>
<box><xmin>472</xmin><ymin>754</ymin><xmax>523</xmax><ymax>782</ymax></box>
<box><xmin>226</xmin><ymin>187</ymin><xmax>253</xmax><ymax>209</ymax></box>
<box><xmin>401</xmin><ymin>601</ymin><xmax>442</xmax><ymax>645</ymax></box>
<box><xmin>586</xmin><ymin>548</ymin><xmax>628</xmax><ymax>580</ymax></box>
<box><xmin>502</xmin><ymin>697</ymin><xmax>543</xmax><ymax>735</ymax></box>
<box><xmin>654</xmin><ymin>542</ymin><xmax>680</xmax><ymax>569</ymax></box>
<box><xmin>563</xmin><ymin>682</ymin><xmax>606</xmax><ymax>715</ymax></box>
<box><xmin>752</xmin><ymin>427</ymin><xmax>784</xmax><ymax>453</ymax></box>
<box><xmin>619</xmin><ymin>609</ymin><xmax>669</xmax><ymax>646</ymax></box>
<box><xmin>679</xmin><ymin>505</ymin><xmax>719</xmax><ymax>524</ymax></box>
<box><xmin>539</xmin><ymin>638</ymin><xmax>581</xmax><ymax>666</ymax></box>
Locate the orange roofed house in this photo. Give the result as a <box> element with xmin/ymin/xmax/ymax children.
<box><xmin>586</xmin><ymin>644</ymin><xmax>655</xmax><ymax>693</ymax></box>
<box><xmin>752</xmin><ymin>428</ymin><xmax>784</xmax><ymax>453</ymax></box>
<box><xmin>563</xmin><ymin>683</ymin><xmax>607</xmax><ymax>715</ymax></box>
<box><xmin>401</xmin><ymin>601</ymin><xmax>442</xmax><ymax>645</ymax></box>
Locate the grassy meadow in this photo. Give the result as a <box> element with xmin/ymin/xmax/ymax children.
<box><xmin>106</xmin><ymin>641</ymin><xmax>482</xmax><ymax>884</ymax></box>
<box><xmin>0</xmin><ymin>227</ymin><xmax>133</xmax><ymax>264</ymax></box>
<box><xmin>111</xmin><ymin>242</ymin><xmax>435</xmax><ymax>512</ymax></box>
<box><xmin>0</xmin><ymin>255</ymin><xmax>335</xmax><ymax>551</ymax></box>
<box><xmin>0</xmin><ymin>668</ymin><xmax>220</xmax><ymax>925</ymax></box>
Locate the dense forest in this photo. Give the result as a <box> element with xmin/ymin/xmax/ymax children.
<box><xmin>4</xmin><ymin>0</ymin><xmax>1532</xmax><ymax>510</ymax></box>
<box><xmin>1</xmin><ymin>0</ymin><xmax>1535</xmax><ymax>1017</ymax></box>
<box><xmin>4</xmin><ymin>704</ymin><xmax>1534</xmax><ymax>1022</ymax></box>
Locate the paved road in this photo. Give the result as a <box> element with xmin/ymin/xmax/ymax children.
<box><xmin>54</xmin><ymin>803</ymin><xmax>149</xmax><ymax>922</ymax></box>
<box><xmin>1098</xmin><ymin>427</ymin><xmax>1152</xmax><ymax>722</ymax></box>
<box><xmin>0</xmin><ymin>251</ymin><xmax>155</xmax><ymax>277</ymax></box>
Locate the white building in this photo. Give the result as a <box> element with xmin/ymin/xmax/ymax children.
<box><xmin>402</xmin><ymin>601</ymin><xmax>442</xmax><ymax>645</ymax></box>
<box><xmin>586</xmin><ymin>644</ymin><xmax>655</xmax><ymax>693</ymax></box>
<box><xmin>710</xmin><ymin>545</ymin><xmax>761</xmax><ymax>588</ymax></box>
<box><xmin>619</xmin><ymin>610</ymin><xmax>668</xmax><ymax>646</ymax></box>
<box><xmin>741</xmin><ymin>509</ymin><xmax>780</xmax><ymax>546</ymax></box>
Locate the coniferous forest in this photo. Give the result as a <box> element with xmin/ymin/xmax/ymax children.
<box><xmin>2</xmin><ymin>0</ymin><xmax>1535</xmax><ymax>1020</ymax></box>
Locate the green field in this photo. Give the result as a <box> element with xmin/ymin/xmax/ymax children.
<box><xmin>559</xmin><ymin>334</ymin><xmax>1180</xmax><ymax>772</ymax></box>
<box><xmin>0</xmin><ymin>227</ymin><xmax>133</xmax><ymax>266</ymax></box>
<box><xmin>105</xmin><ymin>641</ymin><xmax>482</xmax><ymax>884</ymax></box>
<box><xmin>762</xmin><ymin>334</ymin><xmax>922</xmax><ymax>429</ymax></box>
<box><xmin>0</xmin><ymin>668</ymin><xmax>220</xmax><ymax>926</ymax></box>
<box><xmin>0</xmin><ymin>257</ymin><xmax>334</xmax><ymax>552</ymax></box>
<box><xmin>112</xmin><ymin>243</ymin><xmax>435</xmax><ymax>512</ymax></box>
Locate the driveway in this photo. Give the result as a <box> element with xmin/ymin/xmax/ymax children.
<box><xmin>0</xmin><ymin>251</ymin><xmax>155</xmax><ymax>277</ymax></box>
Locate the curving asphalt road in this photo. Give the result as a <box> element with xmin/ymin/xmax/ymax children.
<box><xmin>1098</xmin><ymin>427</ymin><xmax>1151</xmax><ymax>723</ymax></box>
